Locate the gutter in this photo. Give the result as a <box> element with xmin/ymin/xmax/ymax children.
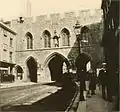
<box><xmin>65</xmin><ymin>82</ymin><xmax>80</xmax><ymax>112</ymax></box>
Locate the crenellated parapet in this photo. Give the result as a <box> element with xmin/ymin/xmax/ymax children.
<box><xmin>11</xmin><ymin>9</ymin><xmax>103</xmax><ymax>27</ymax></box>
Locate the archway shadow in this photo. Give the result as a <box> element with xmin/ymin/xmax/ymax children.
<box><xmin>1</xmin><ymin>88</ymin><xmax>75</xmax><ymax>112</ymax></box>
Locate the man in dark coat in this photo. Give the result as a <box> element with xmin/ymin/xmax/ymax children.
<box><xmin>77</xmin><ymin>69</ymin><xmax>87</xmax><ymax>101</ymax></box>
<box><xmin>89</xmin><ymin>70</ymin><xmax>97</xmax><ymax>95</ymax></box>
<box><xmin>98</xmin><ymin>68</ymin><xmax>107</xmax><ymax>100</ymax></box>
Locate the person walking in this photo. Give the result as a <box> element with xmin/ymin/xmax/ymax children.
<box><xmin>77</xmin><ymin>68</ymin><xmax>87</xmax><ymax>101</ymax></box>
<box><xmin>86</xmin><ymin>71</ymin><xmax>91</xmax><ymax>98</ymax></box>
<box><xmin>91</xmin><ymin>70</ymin><xmax>97</xmax><ymax>95</ymax></box>
<box><xmin>87</xmin><ymin>69</ymin><xmax>97</xmax><ymax>95</ymax></box>
<box><xmin>98</xmin><ymin>67</ymin><xmax>107</xmax><ymax>100</ymax></box>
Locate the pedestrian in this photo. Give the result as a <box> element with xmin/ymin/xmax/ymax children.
<box><xmin>91</xmin><ymin>70</ymin><xmax>97</xmax><ymax>95</ymax></box>
<box><xmin>86</xmin><ymin>71</ymin><xmax>91</xmax><ymax>98</ymax></box>
<box><xmin>98</xmin><ymin>66</ymin><xmax>107</xmax><ymax>100</ymax></box>
<box><xmin>77</xmin><ymin>68</ymin><xmax>87</xmax><ymax>101</ymax></box>
<box><xmin>88</xmin><ymin>69</ymin><xmax>97</xmax><ymax>95</ymax></box>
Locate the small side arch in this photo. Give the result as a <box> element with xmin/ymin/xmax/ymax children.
<box><xmin>15</xmin><ymin>65</ymin><xmax>24</xmax><ymax>80</ymax></box>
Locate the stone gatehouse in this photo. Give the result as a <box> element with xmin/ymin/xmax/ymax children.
<box><xmin>11</xmin><ymin>9</ymin><xmax>104</xmax><ymax>83</ymax></box>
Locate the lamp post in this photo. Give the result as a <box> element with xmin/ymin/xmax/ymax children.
<box><xmin>74</xmin><ymin>21</ymin><xmax>89</xmax><ymax>101</ymax></box>
<box><xmin>73</xmin><ymin>20</ymin><xmax>82</xmax><ymax>55</ymax></box>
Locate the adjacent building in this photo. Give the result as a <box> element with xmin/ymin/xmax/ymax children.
<box><xmin>0</xmin><ymin>22</ymin><xmax>17</xmax><ymax>82</ymax></box>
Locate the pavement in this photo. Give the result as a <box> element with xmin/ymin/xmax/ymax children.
<box><xmin>0</xmin><ymin>80</ymin><xmax>37</xmax><ymax>89</ymax></box>
<box><xmin>76</xmin><ymin>87</ymin><xmax>114</xmax><ymax>112</ymax></box>
<box><xmin>86</xmin><ymin>88</ymin><xmax>109</xmax><ymax>112</ymax></box>
<box><xmin>76</xmin><ymin>91</ymin><xmax>87</xmax><ymax>112</ymax></box>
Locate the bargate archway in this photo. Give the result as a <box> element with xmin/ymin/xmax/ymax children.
<box><xmin>44</xmin><ymin>52</ymin><xmax>70</xmax><ymax>81</ymax></box>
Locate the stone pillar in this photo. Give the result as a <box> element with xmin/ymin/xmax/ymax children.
<box><xmin>12</xmin><ymin>67</ymin><xmax>17</xmax><ymax>81</ymax></box>
<box><xmin>59</xmin><ymin>36</ymin><xmax>63</xmax><ymax>47</ymax></box>
<box><xmin>51</xmin><ymin>38</ymin><xmax>54</xmax><ymax>48</ymax></box>
<box><xmin>23</xmin><ymin>66</ymin><xmax>29</xmax><ymax>82</ymax></box>
<box><xmin>43</xmin><ymin>67</ymin><xmax>51</xmax><ymax>83</ymax></box>
<box><xmin>8</xmin><ymin>66</ymin><xmax>10</xmax><ymax>75</ymax></box>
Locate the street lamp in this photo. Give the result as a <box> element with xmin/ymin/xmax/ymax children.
<box><xmin>73</xmin><ymin>20</ymin><xmax>82</xmax><ymax>55</ymax></box>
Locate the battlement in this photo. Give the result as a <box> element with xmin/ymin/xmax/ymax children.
<box><xmin>64</xmin><ymin>12</ymin><xmax>76</xmax><ymax>18</ymax></box>
<box><xmin>11</xmin><ymin>9</ymin><xmax>103</xmax><ymax>25</ymax></box>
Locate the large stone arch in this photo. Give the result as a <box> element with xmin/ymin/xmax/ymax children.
<box><xmin>44</xmin><ymin>52</ymin><xmax>70</xmax><ymax>81</ymax></box>
<box><xmin>75</xmin><ymin>52</ymin><xmax>92</xmax><ymax>71</ymax></box>
<box><xmin>26</xmin><ymin>56</ymin><xmax>37</xmax><ymax>82</ymax></box>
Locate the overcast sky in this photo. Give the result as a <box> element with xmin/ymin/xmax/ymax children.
<box><xmin>0</xmin><ymin>0</ymin><xmax>102</xmax><ymax>20</ymax></box>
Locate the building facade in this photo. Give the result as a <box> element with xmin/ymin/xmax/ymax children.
<box><xmin>0</xmin><ymin>22</ymin><xmax>17</xmax><ymax>82</ymax></box>
<box><xmin>101</xmin><ymin>0</ymin><xmax>119</xmax><ymax>103</ymax></box>
<box><xmin>10</xmin><ymin>9</ymin><xmax>104</xmax><ymax>83</ymax></box>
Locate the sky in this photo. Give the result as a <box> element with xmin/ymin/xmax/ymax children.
<box><xmin>0</xmin><ymin>0</ymin><xmax>102</xmax><ymax>20</ymax></box>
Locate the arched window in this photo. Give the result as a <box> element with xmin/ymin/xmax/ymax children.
<box><xmin>26</xmin><ymin>32</ymin><xmax>33</xmax><ymax>49</ymax></box>
<box><xmin>61</xmin><ymin>28</ymin><xmax>70</xmax><ymax>46</ymax></box>
<box><xmin>43</xmin><ymin>30</ymin><xmax>51</xmax><ymax>48</ymax></box>
<box><xmin>81</xmin><ymin>26</ymin><xmax>90</xmax><ymax>43</ymax></box>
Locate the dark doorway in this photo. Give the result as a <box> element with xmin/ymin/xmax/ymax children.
<box><xmin>48</xmin><ymin>54</ymin><xmax>69</xmax><ymax>81</ymax></box>
<box><xmin>16</xmin><ymin>65</ymin><xmax>23</xmax><ymax>80</ymax></box>
<box><xmin>26</xmin><ymin>57</ymin><xmax>37</xmax><ymax>82</ymax></box>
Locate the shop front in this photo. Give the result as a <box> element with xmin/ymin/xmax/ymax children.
<box><xmin>0</xmin><ymin>61</ymin><xmax>15</xmax><ymax>83</ymax></box>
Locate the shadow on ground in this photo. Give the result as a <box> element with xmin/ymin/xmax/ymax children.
<box><xmin>1</xmin><ymin>88</ymin><xmax>75</xmax><ymax>112</ymax></box>
<box><xmin>42</xmin><ymin>81</ymin><xmax>63</xmax><ymax>87</ymax></box>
